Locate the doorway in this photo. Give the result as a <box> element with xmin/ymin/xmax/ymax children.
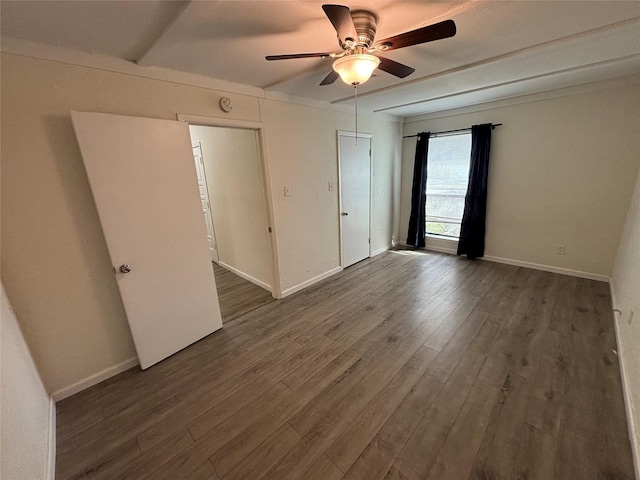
<box><xmin>338</xmin><ymin>131</ymin><xmax>372</xmax><ymax>268</ymax></box>
<box><xmin>183</xmin><ymin>117</ymin><xmax>281</xmax><ymax>320</ymax></box>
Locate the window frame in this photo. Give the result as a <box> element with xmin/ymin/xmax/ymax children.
<box><xmin>424</xmin><ymin>131</ymin><xmax>472</xmax><ymax>240</ymax></box>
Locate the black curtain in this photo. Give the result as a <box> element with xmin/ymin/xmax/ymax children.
<box><xmin>458</xmin><ymin>124</ymin><xmax>492</xmax><ymax>259</ymax></box>
<box><xmin>406</xmin><ymin>132</ymin><xmax>430</xmax><ymax>248</ymax></box>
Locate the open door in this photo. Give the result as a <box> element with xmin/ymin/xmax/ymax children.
<box><xmin>192</xmin><ymin>144</ymin><xmax>219</xmax><ymax>263</ymax></box>
<box><xmin>71</xmin><ymin>112</ymin><xmax>223</xmax><ymax>369</ymax></box>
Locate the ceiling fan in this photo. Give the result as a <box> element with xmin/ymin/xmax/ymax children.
<box><xmin>266</xmin><ymin>4</ymin><xmax>456</xmax><ymax>86</ymax></box>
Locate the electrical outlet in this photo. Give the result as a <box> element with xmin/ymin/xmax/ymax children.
<box><xmin>328</xmin><ymin>181</ymin><xmax>334</xmax><ymax>191</ymax></box>
<box><xmin>556</xmin><ymin>245</ymin><xmax>566</xmax><ymax>255</ymax></box>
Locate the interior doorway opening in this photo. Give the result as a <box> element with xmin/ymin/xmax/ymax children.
<box><xmin>183</xmin><ymin>117</ymin><xmax>281</xmax><ymax>320</ymax></box>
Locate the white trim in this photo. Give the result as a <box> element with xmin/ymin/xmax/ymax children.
<box><xmin>480</xmin><ymin>255</ymin><xmax>609</xmax><ymax>282</ymax></box>
<box><xmin>218</xmin><ymin>261</ymin><xmax>272</xmax><ymax>292</ymax></box>
<box><xmin>1</xmin><ymin>37</ymin><xmax>265</xmax><ymax>98</ymax></box>
<box><xmin>177</xmin><ymin>114</ymin><xmax>264</xmax><ymax>130</ymax></box>
<box><xmin>402</xmin><ymin>76</ymin><xmax>640</xmax><ymax>124</ymax></box>
<box><xmin>46</xmin><ymin>397</ymin><xmax>56</xmax><ymax>480</ymax></box>
<box><xmin>0</xmin><ymin>38</ymin><xmax>399</xmax><ymax>119</ymax></box>
<box><xmin>371</xmin><ymin>244</ymin><xmax>392</xmax><ymax>257</ymax></box>
<box><xmin>396</xmin><ymin>243</ymin><xmax>609</xmax><ymax>282</ymax></box>
<box><xmin>176</xmin><ymin>113</ymin><xmax>283</xmax><ymax>299</ymax></box>
<box><xmin>51</xmin><ymin>356</ymin><xmax>139</xmax><ymax>401</ymax></box>
<box><xmin>609</xmin><ymin>282</ymin><xmax>640</xmax><ymax>480</ymax></box>
<box><xmin>281</xmin><ymin>266</ymin><xmax>342</xmax><ymax>298</ymax></box>
<box><xmin>264</xmin><ymin>90</ymin><xmax>354</xmax><ymax>115</ymax></box>
<box><xmin>263</xmin><ymin>91</ymin><xmax>402</xmax><ymax>121</ymax></box>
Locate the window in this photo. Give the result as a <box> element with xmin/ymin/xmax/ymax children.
<box><xmin>426</xmin><ymin>132</ymin><xmax>472</xmax><ymax>238</ymax></box>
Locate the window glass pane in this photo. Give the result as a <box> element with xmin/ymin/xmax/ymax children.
<box><xmin>426</xmin><ymin>133</ymin><xmax>472</xmax><ymax>238</ymax></box>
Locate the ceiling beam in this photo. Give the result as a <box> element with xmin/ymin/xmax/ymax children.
<box><xmin>136</xmin><ymin>1</ymin><xmax>213</xmax><ymax>67</ymax></box>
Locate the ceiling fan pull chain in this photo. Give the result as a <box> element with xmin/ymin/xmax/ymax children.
<box><xmin>354</xmin><ymin>84</ymin><xmax>358</xmax><ymax>143</ymax></box>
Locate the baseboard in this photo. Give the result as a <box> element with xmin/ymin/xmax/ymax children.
<box><xmin>609</xmin><ymin>282</ymin><xmax>640</xmax><ymax>480</ymax></box>
<box><xmin>281</xmin><ymin>266</ymin><xmax>342</xmax><ymax>298</ymax></box>
<box><xmin>396</xmin><ymin>243</ymin><xmax>609</xmax><ymax>282</ymax></box>
<box><xmin>218</xmin><ymin>261</ymin><xmax>272</xmax><ymax>292</ymax></box>
<box><xmin>371</xmin><ymin>244</ymin><xmax>392</xmax><ymax>257</ymax></box>
<box><xmin>481</xmin><ymin>255</ymin><xmax>610</xmax><ymax>282</ymax></box>
<box><xmin>51</xmin><ymin>356</ymin><xmax>139</xmax><ymax>401</ymax></box>
<box><xmin>46</xmin><ymin>397</ymin><xmax>56</xmax><ymax>480</ymax></box>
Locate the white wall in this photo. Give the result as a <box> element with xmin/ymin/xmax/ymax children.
<box><xmin>1</xmin><ymin>282</ymin><xmax>53</xmax><ymax>480</ymax></box>
<box><xmin>189</xmin><ymin>125</ymin><xmax>272</xmax><ymax>290</ymax></box>
<box><xmin>0</xmin><ymin>52</ymin><xmax>401</xmax><ymax>395</ymax></box>
<box><xmin>611</xmin><ymin>166</ymin><xmax>640</xmax><ymax>478</ymax></box>
<box><xmin>401</xmin><ymin>84</ymin><xmax>640</xmax><ymax>278</ymax></box>
<box><xmin>259</xmin><ymin>99</ymin><xmax>402</xmax><ymax>291</ymax></box>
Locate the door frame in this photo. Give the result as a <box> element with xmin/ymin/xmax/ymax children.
<box><xmin>337</xmin><ymin>130</ymin><xmax>373</xmax><ymax>269</ymax></box>
<box><xmin>192</xmin><ymin>142</ymin><xmax>219</xmax><ymax>264</ymax></box>
<box><xmin>177</xmin><ymin>113</ymin><xmax>283</xmax><ymax>299</ymax></box>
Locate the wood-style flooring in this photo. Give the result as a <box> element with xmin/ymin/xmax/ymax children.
<box><xmin>55</xmin><ymin>249</ymin><xmax>635</xmax><ymax>480</ymax></box>
<box><xmin>212</xmin><ymin>262</ymin><xmax>274</xmax><ymax>322</ymax></box>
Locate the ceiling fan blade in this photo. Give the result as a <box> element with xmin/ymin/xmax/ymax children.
<box><xmin>374</xmin><ymin>19</ymin><xmax>456</xmax><ymax>51</ymax></box>
<box><xmin>376</xmin><ymin>56</ymin><xmax>415</xmax><ymax>78</ymax></box>
<box><xmin>322</xmin><ymin>4</ymin><xmax>358</xmax><ymax>46</ymax></box>
<box><xmin>320</xmin><ymin>70</ymin><xmax>339</xmax><ymax>86</ymax></box>
<box><xmin>266</xmin><ymin>52</ymin><xmax>333</xmax><ymax>60</ymax></box>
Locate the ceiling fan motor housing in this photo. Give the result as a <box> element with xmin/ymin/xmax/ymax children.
<box><xmin>343</xmin><ymin>10</ymin><xmax>378</xmax><ymax>49</ymax></box>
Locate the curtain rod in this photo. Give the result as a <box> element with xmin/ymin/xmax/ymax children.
<box><xmin>403</xmin><ymin>123</ymin><xmax>502</xmax><ymax>138</ymax></box>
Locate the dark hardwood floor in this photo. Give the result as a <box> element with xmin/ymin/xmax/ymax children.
<box><xmin>55</xmin><ymin>249</ymin><xmax>635</xmax><ymax>480</ymax></box>
<box><xmin>212</xmin><ymin>262</ymin><xmax>274</xmax><ymax>322</ymax></box>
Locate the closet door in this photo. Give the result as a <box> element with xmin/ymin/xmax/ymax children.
<box><xmin>339</xmin><ymin>133</ymin><xmax>371</xmax><ymax>268</ymax></box>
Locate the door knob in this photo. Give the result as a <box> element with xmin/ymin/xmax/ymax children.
<box><xmin>119</xmin><ymin>264</ymin><xmax>132</xmax><ymax>274</ymax></box>
<box><xmin>341</xmin><ymin>211</ymin><xmax>349</xmax><ymax>216</ymax></box>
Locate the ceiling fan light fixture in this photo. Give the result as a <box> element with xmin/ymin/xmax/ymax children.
<box><xmin>332</xmin><ymin>54</ymin><xmax>380</xmax><ymax>85</ymax></box>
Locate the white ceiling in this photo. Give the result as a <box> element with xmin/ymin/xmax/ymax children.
<box><xmin>2</xmin><ymin>1</ymin><xmax>639</xmax><ymax>117</ymax></box>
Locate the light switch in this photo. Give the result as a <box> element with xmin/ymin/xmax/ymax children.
<box><xmin>284</xmin><ymin>186</ymin><xmax>292</xmax><ymax>197</ymax></box>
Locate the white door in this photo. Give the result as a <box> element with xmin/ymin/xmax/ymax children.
<box><xmin>193</xmin><ymin>144</ymin><xmax>219</xmax><ymax>263</ymax></box>
<box><xmin>339</xmin><ymin>133</ymin><xmax>371</xmax><ymax>268</ymax></box>
<box><xmin>71</xmin><ymin>112</ymin><xmax>223</xmax><ymax>370</ymax></box>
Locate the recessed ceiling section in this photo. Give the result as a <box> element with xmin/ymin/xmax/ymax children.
<box><xmin>387</xmin><ymin>61</ymin><xmax>640</xmax><ymax>118</ymax></box>
<box><xmin>1</xmin><ymin>1</ymin><xmax>639</xmax><ymax>117</ymax></box>
<box><xmin>330</xmin><ymin>18</ymin><xmax>640</xmax><ymax>114</ymax></box>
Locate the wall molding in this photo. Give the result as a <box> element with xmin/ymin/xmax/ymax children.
<box><xmin>281</xmin><ymin>266</ymin><xmax>342</xmax><ymax>298</ymax></box>
<box><xmin>609</xmin><ymin>282</ymin><xmax>640</xmax><ymax>480</ymax></box>
<box><xmin>402</xmin><ymin>75</ymin><xmax>640</xmax><ymax>124</ymax></box>
<box><xmin>46</xmin><ymin>398</ymin><xmax>56</xmax><ymax>480</ymax></box>
<box><xmin>480</xmin><ymin>254</ymin><xmax>610</xmax><ymax>282</ymax></box>
<box><xmin>398</xmin><ymin>242</ymin><xmax>609</xmax><ymax>282</ymax></box>
<box><xmin>218</xmin><ymin>261</ymin><xmax>272</xmax><ymax>293</ymax></box>
<box><xmin>371</xmin><ymin>244</ymin><xmax>392</xmax><ymax>257</ymax></box>
<box><xmin>51</xmin><ymin>356</ymin><xmax>139</xmax><ymax>402</ymax></box>
<box><xmin>0</xmin><ymin>37</ymin><xmax>395</xmax><ymax>118</ymax></box>
<box><xmin>1</xmin><ymin>37</ymin><xmax>265</xmax><ymax>98</ymax></box>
